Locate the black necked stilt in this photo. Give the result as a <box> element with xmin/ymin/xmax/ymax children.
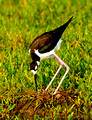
<box><xmin>29</xmin><ymin>16</ymin><xmax>73</xmax><ymax>95</ymax></box>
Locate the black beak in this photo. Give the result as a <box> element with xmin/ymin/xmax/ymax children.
<box><xmin>34</xmin><ymin>74</ymin><xmax>37</xmax><ymax>91</ymax></box>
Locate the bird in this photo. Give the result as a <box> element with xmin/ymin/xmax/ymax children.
<box><xmin>29</xmin><ymin>16</ymin><xmax>73</xmax><ymax>95</ymax></box>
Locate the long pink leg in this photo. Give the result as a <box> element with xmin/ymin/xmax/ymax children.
<box><xmin>45</xmin><ymin>65</ymin><xmax>63</xmax><ymax>91</ymax></box>
<box><xmin>45</xmin><ymin>53</ymin><xmax>69</xmax><ymax>95</ymax></box>
<box><xmin>53</xmin><ymin>53</ymin><xmax>69</xmax><ymax>95</ymax></box>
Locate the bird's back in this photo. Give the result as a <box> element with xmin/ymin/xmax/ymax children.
<box><xmin>30</xmin><ymin>16</ymin><xmax>73</xmax><ymax>55</ymax></box>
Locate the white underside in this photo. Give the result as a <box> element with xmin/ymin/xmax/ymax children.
<box><xmin>34</xmin><ymin>38</ymin><xmax>63</xmax><ymax>59</ymax></box>
<box><xmin>54</xmin><ymin>38</ymin><xmax>62</xmax><ymax>51</ymax></box>
<box><xmin>29</xmin><ymin>38</ymin><xmax>63</xmax><ymax>74</ymax></box>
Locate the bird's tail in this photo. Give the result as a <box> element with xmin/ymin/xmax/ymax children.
<box><xmin>54</xmin><ymin>16</ymin><xmax>74</xmax><ymax>36</ymax></box>
<box><xmin>60</xmin><ymin>16</ymin><xmax>73</xmax><ymax>34</ymax></box>
<box><xmin>66</xmin><ymin>16</ymin><xmax>74</xmax><ymax>25</ymax></box>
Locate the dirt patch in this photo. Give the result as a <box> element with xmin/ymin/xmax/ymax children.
<box><xmin>1</xmin><ymin>89</ymin><xmax>91</xmax><ymax>119</ymax></box>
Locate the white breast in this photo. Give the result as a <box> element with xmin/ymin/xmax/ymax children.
<box><xmin>29</xmin><ymin>48</ymin><xmax>31</xmax><ymax>53</ymax></box>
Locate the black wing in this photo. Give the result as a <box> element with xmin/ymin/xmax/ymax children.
<box><xmin>30</xmin><ymin>31</ymin><xmax>57</xmax><ymax>53</ymax></box>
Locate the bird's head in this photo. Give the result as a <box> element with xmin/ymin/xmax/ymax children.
<box><xmin>30</xmin><ymin>61</ymin><xmax>38</xmax><ymax>75</ymax></box>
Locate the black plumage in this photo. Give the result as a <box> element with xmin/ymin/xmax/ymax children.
<box><xmin>29</xmin><ymin>16</ymin><xmax>73</xmax><ymax>91</ymax></box>
<box><xmin>30</xmin><ymin>16</ymin><xmax>73</xmax><ymax>53</ymax></box>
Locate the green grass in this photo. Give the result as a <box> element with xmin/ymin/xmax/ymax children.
<box><xmin>0</xmin><ymin>0</ymin><xmax>92</xmax><ymax>119</ymax></box>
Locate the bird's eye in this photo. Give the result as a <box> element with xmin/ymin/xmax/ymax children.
<box><xmin>35</xmin><ymin>66</ymin><xmax>37</xmax><ymax>70</ymax></box>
